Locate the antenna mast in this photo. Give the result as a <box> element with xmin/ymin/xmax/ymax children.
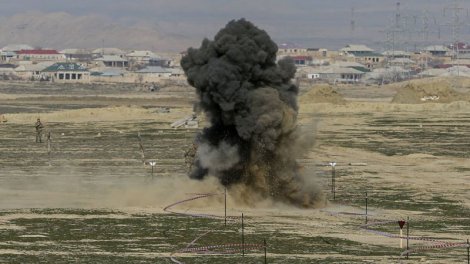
<box><xmin>443</xmin><ymin>0</ymin><xmax>465</xmax><ymax>79</ymax></box>
<box><xmin>350</xmin><ymin>7</ymin><xmax>356</xmax><ymax>41</ymax></box>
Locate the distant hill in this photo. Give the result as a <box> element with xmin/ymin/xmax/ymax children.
<box><xmin>0</xmin><ymin>12</ymin><xmax>194</xmax><ymax>52</ymax></box>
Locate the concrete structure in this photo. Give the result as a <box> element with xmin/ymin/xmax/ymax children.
<box><xmin>126</xmin><ymin>50</ymin><xmax>156</xmax><ymax>64</ymax></box>
<box><xmin>14</xmin><ymin>62</ymin><xmax>55</xmax><ymax>80</ymax></box>
<box><xmin>278</xmin><ymin>47</ymin><xmax>329</xmax><ymax>61</ymax></box>
<box><xmin>92</xmin><ymin>48</ymin><xmax>125</xmax><ymax>57</ymax></box>
<box><xmin>94</xmin><ymin>55</ymin><xmax>129</xmax><ymax>68</ymax></box>
<box><xmin>340</xmin><ymin>44</ymin><xmax>383</xmax><ymax>69</ymax></box>
<box><xmin>308</xmin><ymin>66</ymin><xmax>365</xmax><ymax>83</ymax></box>
<box><xmin>278</xmin><ymin>47</ymin><xmax>308</xmax><ymax>54</ymax></box>
<box><xmin>340</xmin><ymin>44</ymin><xmax>374</xmax><ymax>56</ymax></box>
<box><xmin>136</xmin><ymin>66</ymin><xmax>174</xmax><ymax>78</ymax></box>
<box><xmin>382</xmin><ymin>50</ymin><xmax>412</xmax><ymax>59</ymax></box>
<box><xmin>60</xmin><ymin>49</ymin><xmax>93</xmax><ymax>62</ymax></box>
<box><xmin>42</xmin><ymin>63</ymin><xmax>90</xmax><ymax>83</ymax></box>
<box><xmin>16</xmin><ymin>50</ymin><xmax>66</xmax><ymax>62</ymax></box>
<box><xmin>0</xmin><ymin>51</ymin><xmax>16</xmax><ymax>62</ymax></box>
<box><xmin>353</xmin><ymin>53</ymin><xmax>384</xmax><ymax>69</ymax></box>
<box><xmin>389</xmin><ymin>58</ymin><xmax>416</xmax><ymax>66</ymax></box>
<box><xmin>136</xmin><ymin>66</ymin><xmax>172</xmax><ymax>77</ymax></box>
<box><xmin>90</xmin><ymin>67</ymin><xmax>127</xmax><ymax>77</ymax></box>
<box><xmin>423</xmin><ymin>45</ymin><xmax>450</xmax><ymax>57</ymax></box>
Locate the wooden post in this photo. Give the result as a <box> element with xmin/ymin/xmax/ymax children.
<box><xmin>365</xmin><ymin>192</ymin><xmax>368</xmax><ymax>224</ymax></box>
<box><xmin>406</xmin><ymin>217</ymin><xmax>410</xmax><ymax>259</ymax></box>
<box><xmin>332</xmin><ymin>165</ymin><xmax>336</xmax><ymax>200</ymax></box>
<box><xmin>47</xmin><ymin>132</ymin><xmax>51</xmax><ymax>155</ymax></box>
<box><xmin>224</xmin><ymin>187</ymin><xmax>227</xmax><ymax>227</ymax></box>
<box><xmin>242</xmin><ymin>213</ymin><xmax>245</xmax><ymax>257</ymax></box>
<box><xmin>264</xmin><ymin>239</ymin><xmax>267</xmax><ymax>264</ymax></box>
<box><xmin>137</xmin><ymin>132</ymin><xmax>145</xmax><ymax>164</ymax></box>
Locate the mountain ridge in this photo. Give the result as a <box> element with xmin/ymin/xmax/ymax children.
<box><xmin>0</xmin><ymin>11</ymin><xmax>193</xmax><ymax>52</ymax></box>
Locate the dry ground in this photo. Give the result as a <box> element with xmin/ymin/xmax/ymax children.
<box><xmin>0</xmin><ymin>79</ymin><xmax>469</xmax><ymax>263</ymax></box>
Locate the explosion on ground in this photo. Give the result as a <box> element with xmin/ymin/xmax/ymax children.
<box><xmin>1</xmin><ymin>20</ymin><xmax>470</xmax><ymax>264</ymax></box>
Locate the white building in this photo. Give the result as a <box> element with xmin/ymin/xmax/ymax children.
<box><xmin>42</xmin><ymin>63</ymin><xmax>90</xmax><ymax>83</ymax></box>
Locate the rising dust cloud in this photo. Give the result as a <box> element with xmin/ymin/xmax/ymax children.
<box><xmin>181</xmin><ymin>19</ymin><xmax>324</xmax><ymax>207</ymax></box>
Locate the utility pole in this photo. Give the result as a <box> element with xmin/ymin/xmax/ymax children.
<box><xmin>442</xmin><ymin>0</ymin><xmax>466</xmax><ymax>82</ymax></box>
<box><xmin>381</xmin><ymin>2</ymin><xmax>406</xmax><ymax>84</ymax></box>
<box><xmin>350</xmin><ymin>7</ymin><xmax>356</xmax><ymax>42</ymax></box>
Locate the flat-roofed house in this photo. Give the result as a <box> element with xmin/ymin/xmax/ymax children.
<box><xmin>126</xmin><ymin>50</ymin><xmax>156</xmax><ymax>64</ymax></box>
<box><xmin>14</xmin><ymin>61</ymin><xmax>55</xmax><ymax>80</ymax></box>
<box><xmin>340</xmin><ymin>44</ymin><xmax>374</xmax><ymax>56</ymax></box>
<box><xmin>423</xmin><ymin>45</ymin><xmax>450</xmax><ymax>57</ymax></box>
<box><xmin>0</xmin><ymin>51</ymin><xmax>16</xmax><ymax>62</ymax></box>
<box><xmin>340</xmin><ymin>44</ymin><xmax>384</xmax><ymax>69</ymax></box>
<box><xmin>42</xmin><ymin>63</ymin><xmax>90</xmax><ymax>83</ymax></box>
<box><xmin>94</xmin><ymin>55</ymin><xmax>129</xmax><ymax>68</ymax></box>
<box><xmin>382</xmin><ymin>50</ymin><xmax>412</xmax><ymax>59</ymax></box>
<box><xmin>60</xmin><ymin>49</ymin><xmax>93</xmax><ymax>62</ymax></box>
<box><xmin>92</xmin><ymin>48</ymin><xmax>126</xmax><ymax>57</ymax></box>
<box><xmin>308</xmin><ymin>66</ymin><xmax>365</xmax><ymax>83</ymax></box>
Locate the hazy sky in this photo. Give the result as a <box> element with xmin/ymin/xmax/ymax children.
<box><xmin>1</xmin><ymin>0</ymin><xmax>470</xmax><ymax>50</ymax></box>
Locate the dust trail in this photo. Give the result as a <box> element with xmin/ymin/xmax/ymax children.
<box><xmin>181</xmin><ymin>19</ymin><xmax>324</xmax><ymax>207</ymax></box>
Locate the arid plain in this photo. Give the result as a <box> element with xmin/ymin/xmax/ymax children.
<box><xmin>0</xmin><ymin>78</ymin><xmax>469</xmax><ymax>263</ymax></box>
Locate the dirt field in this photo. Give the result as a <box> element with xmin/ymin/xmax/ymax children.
<box><xmin>0</xmin><ymin>79</ymin><xmax>469</xmax><ymax>263</ymax></box>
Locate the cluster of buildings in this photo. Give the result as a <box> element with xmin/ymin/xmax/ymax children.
<box><xmin>1</xmin><ymin>42</ymin><xmax>470</xmax><ymax>86</ymax></box>
<box><xmin>279</xmin><ymin>42</ymin><xmax>470</xmax><ymax>85</ymax></box>
<box><xmin>0</xmin><ymin>44</ymin><xmax>184</xmax><ymax>85</ymax></box>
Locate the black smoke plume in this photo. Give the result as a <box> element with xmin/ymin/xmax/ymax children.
<box><xmin>181</xmin><ymin>19</ymin><xmax>323</xmax><ymax>207</ymax></box>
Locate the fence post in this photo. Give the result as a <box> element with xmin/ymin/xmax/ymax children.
<box><xmin>467</xmin><ymin>238</ymin><xmax>469</xmax><ymax>264</ymax></box>
<box><xmin>264</xmin><ymin>239</ymin><xmax>267</xmax><ymax>264</ymax></box>
<box><xmin>242</xmin><ymin>213</ymin><xmax>245</xmax><ymax>257</ymax></box>
<box><xmin>137</xmin><ymin>132</ymin><xmax>145</xmax><ymax>164</ymax></box>
<box><xmin>406</xmin><ymin>217</ymin><xmax>410</xmax><ymax>259</ymax></box>
<box><xmin>47</xmin><ymin>132</ymin><xmax>51</xmax><ymax>155</ymax></box>
<box><xmin>365</xmin><ymin>191</ymin><xmax>368</xmax><ymax>224</ymax></box>
<box><xmin>332</xmin><ymin>165</ymin><xmax>336</xmax><ymax>200</ymax></box>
